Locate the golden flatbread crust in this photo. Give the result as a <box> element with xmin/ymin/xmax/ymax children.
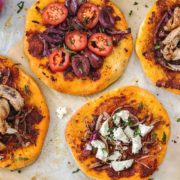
<box><xmin>65</xmin><ymin>86</ymin><xmax>170</xmax><ymax>180</ymax></box>
<box><xmin>24</xmin><ymin>0</ymin><xmax>133</xmax><ymax>95</ymax></box>
<box><xmin>0</xmin><ymin>56</ymin><xmax>49</xmax><ymax>170</ymax></box>
<box><xmin>136</xmin><ymin>0</ymin><xmax>180</xmax><ymax>95</ymax></box>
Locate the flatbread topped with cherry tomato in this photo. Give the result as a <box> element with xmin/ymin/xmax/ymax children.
<box><xmin>65</xmin><ymin>86</ymin><xmax>170</xmax><ymax>180</ymax></box>
<box><xmin>136</xmin><ymin>0</ymin><xmax>180</xmax><ymax>94</ymax></box>
<box><xmin>24</xmin><ymin>0</ymin><xmax>132</xmax><ymax>95</ymax></box>
<box><xmin>0</xmin><ymin>56</ymin><xmax>49</xmax><ymax>170</ymax></box>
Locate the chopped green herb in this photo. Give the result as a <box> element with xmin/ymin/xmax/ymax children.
<box><xmin>24</xmin><ymin>85</ymin><xmax>30</xmax><ymax>94</ymax></box>
<box><xmin>72</xmin><ymin>168</ymin><xmax>80</xmax><ymax>174</ymax></box>
<box><xmin>59</xmin><ymin>64</ymin><xmax>62</xmax><ymax>66</ymax></box>
<box><xmin>17</xmin><ymin>1</ymin><xmax>24</xmax><ymax>14</ymax></box>
<box><xmin>63</xmin><ymin>44</ymin><xmax>77</xmax><ymax>55</ymax></box>
<box><xmin>154</xmin><ymin>44</ymin><xmax>161</xmax><ymax>50</ymax></box>
<box><xmin>138</xmin><ymin>102</ymin><xmax>144</xmax><ymax>110</ymax></box>
<box><xmin>134</xmin><ymin>127</ymin><xmax>141</xmax><ymax>136</ymax></box>
<box><xmin>162</xmin><ymin>132</ymin><xmax>167</xmax><ymax>144</ymax></box>
<box><xmin>69</xmin><ymin>39</ymin><xmax>73</xmax><ymax>45</ymax></box>
<box><xmin>107</xmin><ymin>40</ymin><xmax>111</xmax><ymax>46</ymax></box>
<box><xmin>145</xmin><ymin>4</ymin><xmax>149</xmax><ymax>8</ymax></box>
<box><xmin>133</xmin><ymin>2</ymin><xmax>138</xmax><ymax>5</ymax></box>
<box><xmin>100</xmin><ymin>27</ymin><xmax>105</xmax><ymax>33</ymax></box>
<box><xmin>123</xmin><ymin>119</ymin><xmax>133</xmax><ymax>127</ymax></box>
<box><xmin>16</xmin><ymin>157</ymin><xmax>29</xmax><ymax>161</ymax></box>
<box><xmin>176</xmin><ymin>118</ymin><xmax>180</xmax><ymax>122</ymax></box>
<box><xmin>151</xmin><ymin>132</ymin><xmax>157</xmax><ymax>140</ymax></box>
<box><xmin>129</xmin><ymin>10</ymin><xmax>133</xmax><ymax>16</ymax></box>
<box><xmin>82</xmin><ymin>16</ymin><xmax>88</xmax><ymax>27</ymax></box>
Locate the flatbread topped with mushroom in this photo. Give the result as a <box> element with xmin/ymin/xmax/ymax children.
<box><xmin>136</xmin><ymin>0</ymin><xmax>180</xmax><ymax>94</ymax></box>
<box><xmin>65</xmin><ymin>86</ymin><xmax>170</xmax><ymax>180</ymax></box>
<box><xmin>0</xmin><ymin>56</ymin><xmax>49</xmax><ymax>170</ymax></box>
<box><xmin>24</xmin><ymin>0</ymin><xmax>132</xmax><ymax>95</ymax></box>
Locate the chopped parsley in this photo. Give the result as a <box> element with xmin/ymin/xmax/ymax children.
<box><xmin>16</xmin><ymin>157</ymin><xmax>29</xmax><ymax>161</ymax></box>
<box><xmin>134</xmin><ymin>127</ymin><xmax>141</xmax><ymax>136</ymax></box>
<box><xmin>17</xmin><ymin>1</ymin><xmax>24</xmax><ymax>14</ymax></box>
<box><xmin>24</xmin><ymin>84</ymin><xmax>30</xmax><ymax>94</ymax></box>
<box><xmin>63</xmin><ymin>44</ymin><xmax>77</xmax><ymax>55</ymax></box>
<box><xmin>176</xmin><ymin>118</ymin><xmax>180</xmax><ymax>122</ymax></box>
<box><xmin>68</xmin><ymin>39</ymin><xmax>73</xmax><ymax>45</ymax></box>
<box><xmin>133</xmin><ymin>2</ymin><xmax>138</xmax><ymax>5</ymax></box>
<box><xmin>107</xmin><ymin>40</ymin><xmax>111</xmax><ymax>46</ymax></box>
<box><xmin>138</xmin><ymin>102</ymin><xmax>144</xmax><ymax>111</ymax></box>
<box><xmin>151</xmin><ymin>132</ymin><xmax>157</xmax><ymax>140</ymax></box>
<box><xmin>82</xmin><ymin>16</ymin><xmax>88</xmax><ymax>27</ymax></box>
<box><xmin>154</xmin><ymin>44</ymin><xmax>161</xmax><ymax>50</ymax></box>
<box><xmin>162</xmin><ymin>132</ymin><xmax>167</xmax><ymax>144</ymax></box>
<box><xmin>123</xmin><ymin>119</ymin><xmax>133</xmax><ymax>127</ymax></box>
<box><xmin>72</xmin><ymin>168</ymin><xmax>80</xmax><ymax>174</ymax></box>
<box><xmin>145</xmin><ymin>4</ymin><xmax>149</xmax><ymax>8</ymax></box>
<box><xmin>129</xmin><ymin>10</ymin><xmax>133</xmax><ymax>16</ymax></box>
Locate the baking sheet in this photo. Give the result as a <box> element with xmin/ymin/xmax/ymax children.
<box><xmin>0</xmin><ymin>0</ymin><xmax>180</xmax><ymax>179</ymax></box>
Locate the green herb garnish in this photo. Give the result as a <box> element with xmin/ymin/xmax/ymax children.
<box><xmin>134</xmin><ymin>127</ymin><xmax>141</xmax><ymax>136</ymax></box>
<box><xmin>17</xmin><ymin>1</ymin><xmax>24</xmax><ymax>14</ymax></box>
<box><xmin>176</xmin><ymin>118</ymin><xmax>180</xmax><ymax>122</ymax></box>
<box><xmin>129</xmin><ymin>10</ymin><xmax>133</xmax><ymax>16</ymax></box>
<box><xmin>145</xmin><ymin>4</ymin><xmax>149</xmax><ymax>8</ymax></box>
<box><xmin>24</xmin><ymin>85</ymin><xmax>30</xmax><ymax>94</ymax></box>
<box><xmin>133</xmin><ymin>2</ymin><xmax>138</xmax><ymax>5</ymax></box>
<box><xmin>154</xmin><ymin>44</ymin><xmax>161</xmax><ymax>50</ymax></box>
<box><xmin>107</xmin><ymin>40</ymin><xmax>111</xmax><ymax>46</ymax></box>
<box><xmin>162</xmin><ymin>132</ymin><xmax>167</xmax><ymax>144</ymax></box>
<box><xmin>63</xmin><ymin>44</ymin><xmax>77</xmax><ymax>55</ymax></box>
<box><xmin>16</xmin><ymin>157</ymin><xmax>29</xmax><ymax>161</ymax></box>
<box><xmin>82</xmin><ymin>16</ymin><xmax>88</xmax><ymax>27</ymax></box>
<box><xmin>123</xmin><ymin>119</ymin><xmax>133</xmax><ymax>127</ymax></box>
<box><xmin>72</xmin><ymin>168</ymin><xmax>80</xmax><ymax>174</ymax></box>
<box><xmin>69</xmin><ymin>39</ymin><xmax>73</xmax><ymax>45</ymax></box>
<box><xmin>151</xmin><ymin>132</ymin><xmax>157</xmax><ymax>140</ymax></box>
<box><xmin>138</xmin><ymin>102</ymin><xmax>144</xmax><ymax>110</ymax></box>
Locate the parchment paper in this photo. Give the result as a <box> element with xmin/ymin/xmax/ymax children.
<box><xmin>0</xmin><ymin>0</ymin><xmax>180</xmax><ymax>180</ymax></box>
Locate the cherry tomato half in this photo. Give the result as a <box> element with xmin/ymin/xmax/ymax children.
<box><xmin>88</xmin><ymin>33</ymin><xmax>113</xmax><ymax>56</ymax></box>
<box><xmin>42</xmin><ymin>2</ymin><xmax>68</xmax><ymax>25</ymax></box>
<box><xmin>77</xmin><ymin>3</ymin><xmax>99</xmax><ymax>29</ymax></box>
<box><xmin>65</xmin><ymin>30</ymin><xmax>88</xmax><ymax>51</ymax></box>
<box><xmin>49</xmin><ymin>48</ymin><xmax>70</xmax><ymax>72</ymax></box>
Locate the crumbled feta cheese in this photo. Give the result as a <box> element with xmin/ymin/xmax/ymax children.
<box><xmin>124</xmin><ymin>126</ymin><xmax>134</xmax><ymax>139</ymax></box>
<box><xmin>139</xmin><ymin>124</ymin><xmax>154</xmax><ymax>137</ymax></box>
<box><xmin>132</xmin><ymin>135</ymin><xmax>142</xmax><ymax>154</ymax></box>
<box><xmin>113</xmin><ymin>114</ymin><xmax>120</xmax><ymax>126</ymax></box>
<box><xmin>96</xmin><ymin>149</ymin><xmax>108</xmax><ymax>161</ymax></box>
<box><xmin>85</xmin><ymin>143</ymin><xmax>92</xmax><ymax>151</ymax></box>
<box><xmin>91</xmin><ymin>140</ymin><xmax>106</xmax><ymax>149</ymax></box>
<box><xmin>111</xmin><ymin>159</ymin><xmax>134</xmax><ymax>171</ymax></box>
<box><xmin>108</xmin><ymin>151</ymin><xmax>122</xmax><ymax>161</ymax></box>
<box><xmin>100</xmin><ymin>119</ymin><xmax>110</xmax><ymax>136</ymax></box>
<box><xmin>56</xmin><ymin>107</ymin><xmax>67</xmax><ymax>119</ymax></box>
<box><xmin>6</xmin><ymin>127</ymin><xmax>17</xmax><ymax>134</ymax></box>
<box><xmin>113</xmin><ymin>127</ymin><xmax>129</xmax><ymax>143</ymax></box>
<box><xmin>116</xmin><ymin>110</ymin><xmax>129</xmax><ymax>122</ymax></box>
<box><xmin>123</xmin><ymin>146</ymin><xmax>128</xmax><ymax>151</ymax></box>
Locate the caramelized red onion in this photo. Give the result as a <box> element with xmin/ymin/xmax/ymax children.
<box><xmin>65</xmin><ymin>0</ymin><xmax>79</xmax><ymax>15</ymax></box>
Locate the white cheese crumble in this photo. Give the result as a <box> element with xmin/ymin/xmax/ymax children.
<box><xmin>139</xmin><ymin>124</ymin><xmax>154</xmax><ymax>137</ymax></box>
<box><xmin>111</xmin><ymin>159</ymin><xmax>134</xmax><ymax>172</ymax></box>
<box><xmin>124</xmin><ymin>126</ymin><xmax>134</xmax><ymax>139</ymax></box>
<box><xmin>56</xmin><ymin>107</ymin><xmax>67</xmax><ymax>119</ymax></box>
<box><xmin>100</xmin><ymin>119</ymin><xmax>110</xmax><ymax>136</ymax></box>
<box><xmin>91</xmin><ymin>140</ymin><xmax>106</xmax><ymax>149</ymax></box>
<box><xmin>6</xmin><ymin>127</ymin><xmax>17</xmax><ymax>134</ymax></box>
<box><xmin>85</xmin><ymin>143</ymin><xmax>92</xmax><ymax>151</ymax></box>
<box><xmin>108</xmin><ymin>151</ymin><xmax>122</xmax><ymax>161</ymax></box>
<box><xmin>96</xmin><ymin>148</ymin><xmax>108</xmax><ymax>161</ymax></box>
<box><xmin>113</xmin><ymin>127</ymin><xmax>129</xmax><ymax>143</ymax></box>
<box><xmin>112</xmin><ymin>114</ymin><xmax>120</xmax><ymax>126</ymax></box>
<box><xmin>115</xmin><ymin>110</ymin><xmax>129</xmax><ymax>122</ymax></box>
<box><xmin>132</xmin><ymin>135</ymin><xmax>142</xmax><ymax>154</ymax></box>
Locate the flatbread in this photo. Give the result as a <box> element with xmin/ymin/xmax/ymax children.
<box><xmin>65</xmin><ymin>86</ymin><xmax>170</xmax><ymax>180</ymax></box>
<box><xmin>24</xmin><ymin>0</ymin><xmax>133</xmax><ymax>95</ymax></box>
<box><xmin>136</xmin><ymin>0</ymin><xmax>180</xmax><ymax>94</ymax></box>
<box><xmin>0</xmin><ymin>56</ymin><xmax>49</xmax><ymax>170</ymax></box>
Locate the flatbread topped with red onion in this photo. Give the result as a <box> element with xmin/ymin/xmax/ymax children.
<box><xmin>0</xmin><ymin>56</ymin><xmax>49</xmax><ymax>170</ymax></box>
<box><xmin>65</xmin><ymin>86</ymin><xmax>170</xmax><ymax>180</ymax></box>
<box><xmin>24</xmin><ymin>0</ymin><xmax>132</xmax><ymax>95</ymax></box>
<box><xmin>136</xmin><ymin>0</ymin><xmax>180</xmax><ymax>94</ymax></box>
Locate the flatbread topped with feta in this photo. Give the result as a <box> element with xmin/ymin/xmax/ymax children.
<box><xmin>136</xmin><ymin>0</ymin><xmax>180</xmax><ymax>94</ymax></box>
<box><xmin>0</xmin><ymin>56</ymin><xmax>49</xmax><ymax>170</ymax></box>
<box><xmin>65</xmin><ymin>86</ymin><xmax>170</xmax><ymax>179</ymax></box>
<box><xmin>24</xmin><ymin>0</ymin><xmax>132</xmax><ymax>95</ymax></box>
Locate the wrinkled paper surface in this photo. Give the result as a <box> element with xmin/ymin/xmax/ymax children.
<box><xmin>0</xmin><ymin>0</ymin><xmax>179</xmax><ymax>180</ymax></box>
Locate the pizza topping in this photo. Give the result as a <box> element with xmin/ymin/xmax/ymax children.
<box><xmin>154</xmin><ymin>6</ymin><xmax>180</xmax><ymax>71</ymax></box>
<box><xmin>82</xmin><ymin>107</ymin><xmax>160</xmax><ymax>173</ymax></box>
<box><xmin>65</xmin><ymin>0</ymin><xmax>79</xmax><ymax>16</ymax></box>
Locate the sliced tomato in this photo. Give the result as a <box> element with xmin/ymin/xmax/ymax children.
<box><xmin>49</xmin><ymin>48</ymin><xmax>70</xmax><ymax>72</ymax></box>
<box><xmin>65</xmin><ymin>30</ymin><xmax>87</xmax><ymax>51</ymax></box>
<box><xmin>88</xmin><ymin>33</ymin><xmax>113</xmax><ymax>56</ymax></box>
<box><xmin>42</xmin><ymin>2</ymin><xmax>68</xmax><ymax>25</ymax></box>
<box><xmin>77</xmin><ymin>3</ymin><xmax>99</xmax><ymax>29</ymax></box>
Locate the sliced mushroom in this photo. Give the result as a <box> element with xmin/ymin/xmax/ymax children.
<box><xmin>161</xmin><ymin>26</ymin><xmax>180</xmax><ymax>61</ymax></box>
<box><xmin>164</xmin><ymin>7</ymin><xmax>180</xmax><ymax>31</ymax></box>
<box><xmin>0</xmin><ymin>98</ymin><xmax>10</xmax><ymax>134</ymax></box>
<box><xmin>0</xmin><ymin>85</ymin><xmax>24</xmax><ymax>111</ymax></box>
